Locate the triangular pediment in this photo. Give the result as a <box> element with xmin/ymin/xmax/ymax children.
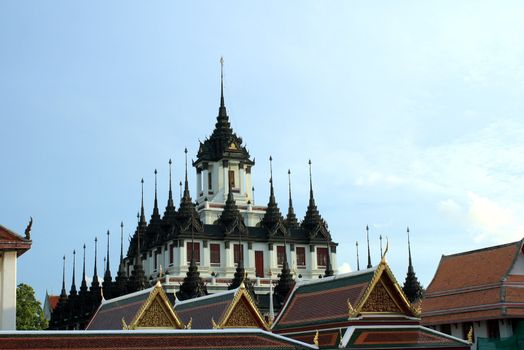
<box><xmin>130</xmin><ymin>282</ymin><xmax>183</xmax><ymax>329</ymax></box>
<box><xmin>221</xmin><ymin>287</ymin><xmax>268</xmax><ymax>330</ymax></box>
<box><xmin>0</xmin><ymin>225</ymin><xmax>27</xmax><ymax>242</ymax></box>
<box><xmin>356</xmin><ymin>261</ymin><xmax>417</xmax><ymax>317</ymax></box>
<box><xmin>361</xmin><ymin>280</ymin><xmax>402</xmax><ymax>313</ymax></box>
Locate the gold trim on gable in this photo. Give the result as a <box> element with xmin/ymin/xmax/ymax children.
<box><xmin>219</xmin><ymin>286</ymin><xmax>269</xmax><ymax>330</ymax></box>
<box><xmin>129</xmin><ymin>282</ymin><xmax>184</xmax><ymax>329</ymax></box>
<box><xmin>353</xmin><ymin>260</ymin><xmax>418</xmax><ymax>318</ymax></box>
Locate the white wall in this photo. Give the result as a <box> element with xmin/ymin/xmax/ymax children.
<box><xmin>0</xmin><ymin>251</ymin><xmax>17</xmax><ymax>330</ymax></box>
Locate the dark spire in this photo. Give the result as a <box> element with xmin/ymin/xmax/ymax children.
<box><xmin>403</xmin><ymin>226</ymin><xmax>423</xmax><ymax>303</ymax></box>
<box><xmin>102</xmin><ymin>230</ymin><xmax>112</xmax><ymax>299</ymax></box>
<box><xmin>366</xmin><ymin>225</ymin><xmax>372</xmax><ymax>269</ymax></box>
<box><xmin>301</xmin><ymin>160</ymin><xmax>330</xmax><ymax>240</ymax></box>
<box><xmin>284</xmin><ymin>169</ymin><xmax>298</xmax><ymax>228</ymax></box>
<box><xmin>274</xmin><ymin>239</ymin><xmax>294</xmax><ymax>306</ymax></box>
<box><xmin>228</xmin><ymin>223</ymin><xmax>257</xmax><ymax>301</ymax></box>
<box><xmin>60</xmin><ymin>255</ymin><xmax>67</xmax><ymax>301</ymax></box>
<box><xmin>324</xmin><ymin>242</ymin><xmax>334</xmax><ymax>277</ymax></box>
<box><xmin>79</xmin><ymin>244</ymin><xmax>88</xmax><ymax>296</ymax></box>
<box><xmin>145</xmin><ymin>169</ymin><xmax>163</xmax><ymax>250</ymax></box>
<box><xmin>140</xmin><ymin>178</ymin><xmax>146</xmax><ymax>225</ymax></box>
<box><xmin>261</xmin><ymin>156</ymin><xmax>286</xmax><ymax>237</ymax></box>
<box><xmin>218</xmin><ymin>178</ymin><xmax>247</xmax><ymax>237</ymax></box>
<box><xmin>69</xmin><ymin>250</ymin><xmax>77</xmax><ymax>297</ymax></box>
<box><xmin>120</xmin><ymin>222</ymin><xmax>124</xmax><ymax>263</ymax></box>
<box><xmin>195</xmin><ymin>57</ymin><xmax>254</xmax><ymax>166</ymax></box>
<box><xmin>129</xmin><ymin>213</ymin><xmax>147</xmax><ymax>292</ymax></box>
<box><xmin>115</xmin><ymin>222</ymin><xmax>128</xmax><ymax>296</ymax></box>
<box><xmin>90</xmin><ymin>237</ymin><xmax>100</xmax><ymax>293</ymax></box>
<box><xmin>218</xmin><ymin>56</ymin><xmax>227</xmax><ymax>120</ymax></box>
<box><xmin>163</xmin><ymin>159</ymin><xmax>177</xmax><ymax>224</ymax></box>
<box><xmin>380</xmin><ymin>234</ymin><xmax>383</xmax><ymax>257</ymax></box>
<box><xmin>177</xmin><ymin>148</ymin><xmax>204</xmax><ymax>233</ymax></box>
<box><xmin>176</xmin><ymin>224</ymin><xmax>208</xmax><ymax>301</ymax></box>
<box><xmin>356</xmin><ymin>241</ymin><xmax>360</xmax><ymax>271</ymax></box>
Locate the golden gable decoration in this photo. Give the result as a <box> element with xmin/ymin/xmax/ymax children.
<box><xmin>126</xmin><ymin>281</ymin><xmax>183</xmax><ymax>330</ymax></box>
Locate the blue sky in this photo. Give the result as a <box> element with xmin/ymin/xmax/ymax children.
<box><xmin>2</xmin><ymin>1</ymin><xmax>524</xmax><ymax>301</ymax></box>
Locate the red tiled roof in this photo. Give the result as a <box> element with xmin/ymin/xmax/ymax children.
<box><xmin>0</xmin><ymin>225</ymin><xmax>31</xmax><ymax>255</ymax></box>
<box><xmin>422</xmin><ymin>239</ymin><xmax>524</xmax><ymax>325</ymax></box>
<box><xmin>426</xmin><ymin>241</ymin><xmax>521</xmax><ymax>293</ymax></box>
<box><xmin>0</xmin><ymin>330</ymin><xmax>316</xmax><ymax>349</ymax></box>
<box><xmin>423</xmin><ymin>288</ymin><xmax>500</xmax><ymax>312</ymax></box>
<box><xmin>48</xmin><ymin>296</ymin><xmax>59</xmax><ymax>311</ymax></box>
<box><xmin>343</xmin><ymin>326</ymin><xmax>469</xmax><ymax>349</ymax></box>
<box><xmin>422</xmin><ymin>309</ymin><xmax>501</xmax><ymax>325</ymax></box>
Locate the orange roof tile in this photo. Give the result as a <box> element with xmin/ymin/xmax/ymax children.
<box><xmin>48</xmin><ymin>296</ymin><xmax>59</xmax><ymax>310</ymax></box>
<box><xmin>423</xmin><ymin>288</ymin><xmax>500</xmax><ymax>313</ymax></box>
<box><xmin>422</xmin><ymin>309</ymin><xmax>501</xmax><ymax>325</ymax></box>
<box><xmin>426</xmin><ymin>241</ymin><xmax>521</xmax><ymax>293</ymax></box>
<box><xmin>0</xmin><ymin>225</ymin><xmax>32</xmax><ymax>255</ymax></box>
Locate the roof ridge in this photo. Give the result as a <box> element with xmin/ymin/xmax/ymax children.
<box><xmin>174</xmin><ymin>287</ymin><xmax>237</xmax><ymax>306</ymax></box>
<box><xmin>442</xmin><ymin>240</ymin><xmax>520</xmax><ymax>258</ymax></box>
<box><xmin>100</xmin><ymin>285</ymin><xmax>154</xmax><ymax>306</ymax></box>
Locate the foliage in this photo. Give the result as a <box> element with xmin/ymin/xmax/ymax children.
<box><xmin>16</xmin><ymin>283</ymin><xmax>48</xmax><ymax>330</ymax></box>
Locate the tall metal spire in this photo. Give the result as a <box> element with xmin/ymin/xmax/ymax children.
<box><xmin>140</xmin><ymin>178</ymin><xmax>146</xmax><ymax>224</ymax></box>
<box><xmin>407</xmin><ymin>226</ymin><xmax>412</xmax><ymax>267</ymax></box>
<box><xmin>91</xmin><ymin>237</ymin><xmax>100</xmax><ymax>289</ymax></box>
<box><xmin>102</xmin><ymin>230</ymin><xmax>113</xmax><ymax>299</ymax></box>
<box><xmin>356</xmin><ymin>241</ymin><xmax>360</xmax><ymax>271</ymax></box>
<box><xmin>220</xmin><ymin>56</ymin><xmax>225</xmax><ymax>108</ymax></box>
<box><xmin>120</xmin><ymin>222</ymin><xmax>124</xmax><ymax>263</ymax></box>
<box><xmin>80</xmin><ymin>243</ymin><xmax>88</xmax><ymax>295</ymax></box>
<box><xmin>168</xmin><ymin>159</ymin><xmax>174</xmax><ymax>207</ymax></box>
<box><xmin>69</xmin><ymin>250</ymin><xmax>77</xmax><ymax>296</ymax></box>
<box><xmin>308</xmin><ymin>159</ymin><xmax>314</xmax><ymax>199</ymax></box>
<box><xmin>163</xmin><ymin>159</ymin><xmax>177</xmax><ymax>224</ymax></box>
<box><xmin>380</xmin><ymin>234</ymin><xmax>383</xmax><ymax>257</ymax></box>
<box><xmin>106</xmin><ymin>230</ymin><xmax>111</xmax><ymax>274</ymax></box>
<box><xmin>269</xmin><ymin>155</ymin><xmax>274</xmax><ymax>197</ymax></box>
<box><xmin>366</xmin><ymin>225</ymin><xmax>372</xmax><ymax>269</ymax></box>
<box><xmin>302</xmin><ymin>159</ymin><xmax>330</xmax><ymax>240</ymax></box>
<box><xmin>285</xmin><ymin>169</ymin><xmax>298</xmax><ymax>228</ymax></box>
<box><xmin>153</xmin><ymin>169</ymin><xmax>159</xmax><ymax>215</ymax></box>
<box><xmin>60</xmin><ymin>255</ymin><xmax>67</xmax><ymax>300</ymax></box>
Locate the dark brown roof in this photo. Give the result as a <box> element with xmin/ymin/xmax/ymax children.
<box><xmin>422</xmin><ymin>239</ymin><xmax>524</xmax><ymax>325</ymax></box>
<box><xmin>0</xmin><ymin>330</ymin><xmax>316</xmax><ymax>349</ymax></box>
<box><xmin>174</xmin><ymin>285</ymin><xmax>268</xmax><ymax>330</ymax></box>
<box><xmin>273</xmin><ymin>260</ymin><xmax>417</xmax><ymax>332</ymax></box>
<box><xmin>0</xmin><ymin>224</ymin><xmax>31</xmax><ymax>255</ymax></box>
<box><xmin>175</xmin><ymin>289</ymin><xmax>235</xmax><ymax>329</ymax></box>
<box><xmin>87</xmin><ymin>288</ymin><xmax>150</xmax><ymax>330</ymax></box>
<box><xmin>341</xmin><ymin>326</ymin><xmax>469</xmax><ymax>349</ymax></box>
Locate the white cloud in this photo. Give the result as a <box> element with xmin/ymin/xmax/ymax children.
<box><xmin>355</xmin><ymin>171</ymin><xmax>405</xmax><ymax>187</ymax></box>
<box><xmin>338</xmin><ymin>262</ymin><xmax>352</xmax><ymax>274</ymax></box>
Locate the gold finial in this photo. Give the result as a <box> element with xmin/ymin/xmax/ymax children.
<box><xmin>211</xmin><ymin>317</ymin><xmax>219</xmax><ymax>329</ymax></box>
<box><xmin>467</xmin><ymin>326</ymin><xmax>473</xmax><ymax>344</ymax></box>
<box><xmin>381</xmin><ymin>236</ymin><xmax>389</xmax><ymax>261</ymax></box>
<box><xmin>185</xmin><ymin>317</ymin><xmax>192</xmax><ymax>329</ymax></box>
<box><xmin>313</xmin><ymin>330</ymin><xmax>319</xmax><ymax>346</ymax></box>
<box><xmin>347</xmin><ymin>299</ymin><xmax>357</xmax><ymax>318</ymax></box>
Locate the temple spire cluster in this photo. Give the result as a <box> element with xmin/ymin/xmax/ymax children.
<box><xmin>49</xmin><ymin>58</ymin><xmax>341</xmax><ymax>329</ymax></box>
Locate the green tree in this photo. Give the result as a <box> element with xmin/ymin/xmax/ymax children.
<box><xmin>16</xmin><ymin>283</ymin><xmax>47</xmax><ymax>330</ymax></box>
